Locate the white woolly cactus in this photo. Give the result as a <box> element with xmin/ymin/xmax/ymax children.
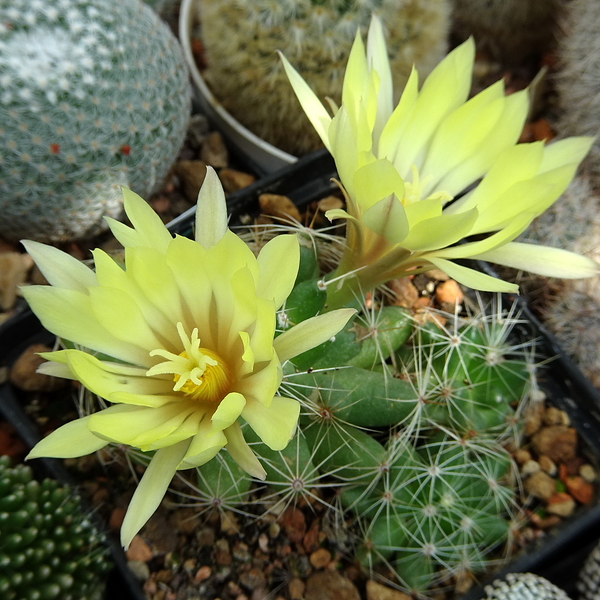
<box><xmin>555</xmin><ymin>0</ymin><xmax>600</xmax><ymax>187</ymax></box>
<box><xmin>196</xmin><ymin>0</ymin><xmax>450</xmax><ymax>156</ymax></box>
<box><xmin>0</xmin><ymin>0</ymin><xmax>191</xmax><ymax>242</ymax></box>
<box><xmin>483</xmin><ymin>573</ymin><xmax>571</xmax><ymax>600</ymax></box>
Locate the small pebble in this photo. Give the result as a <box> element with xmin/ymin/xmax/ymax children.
<box><xmin>542</xmin><ymin>406</ymin><xmax>565</xmax><ymax>426</ymax></box>
<box><xmin>309</xmin><ymin>548</ymin><xmax>331</xmax><ymax>569</ymax></box>
<box><xmin>288</xmin><ymin>578</ymin><xmax>305</xmax><ymax>600</ymax></box>
<box><xmin>215</xmin><ymin>539</ymin><xmax>232</xmax><ymax>566</ymax></box>
<box><xmin>194</xmin><ymin>566</ymin><xmax>212</xmax><ymax>583</ymax></box>
<box><xmin>258</xmin><ymin>193</ymin><xmax>302</xmax><ymax>223</ymax></box>
<box><xmin>200</xmin><ymin>131</ymin><xmax>228</xmax><ymax>168</ymax></box>
<box><xmin>564</xmin><ymin>476</ymin><xmax>594</xmax><ymax>504</ymax></box>
<box><xmin>546</xmin><ymin>492</ymin><xmax>576</xmax><ymax>517</ymax></box>
<box><xmin>435</xmin><ymin>279</ymin><xmax>464</xmax><ymax>306</ymax></box>
<box><xmin>531</xmin><ymin>426</ymin><xmax>577</xmax><ymax>463</ymax></box>
<box><xmin>219</xmin><ymin>168</ymin><xmax>256</xmax><ymax>193</ymax></box>
<box><xmin>520</xmin><ymin>459</ymin><xmax>541</xmax><ymax>477</ymax></box>
<box><xmin>317</xmin><ymin>196</ymin><xmax>344</xmax><ymax>212</ymax></box>
<box><xmin>513</xmin><ymin>449</ymin><xmax>532</xmax><ymax>464</ymax></box>
<box><xmin>221</xmin><ymin>510</ymin><xmax>240</xmax><ymax>535</ymax></box>
<box><xmin>524</xmin><ymin>471</ymin><xmax>557</xmax><ymax>500</ymax></box>
<box><xmin>580</xmin><ymin>464</ymin><xmax>597</xmax><ymax>483</ymax></box>
<box><xmin>9</xmin><ymin>344</ymin><xmax>67</xmax><ymax>392</ymax></box>
<box><xmin>538</xmin><ymin>455</ymin><xmax>557</xmax><ymax>476</ymax></box>
<box><xmin>366</xmin><ymin>580</ymin><xmax>412</xmax><ymax>600</ymax></box>
<box><xmin>128</xmin><ymin>560</ymin><xmax>150</xmax><ymax>581</ymax></box>
<box><xmin>126</xmin><ymin>536</ymin><xmax>153</xmax><ymax>563</ymax></box>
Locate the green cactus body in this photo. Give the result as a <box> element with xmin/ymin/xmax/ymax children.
<box><xmin>0</xmin><ymin>456</ymin><xmax>111</xmax><ymax>600</ymax></box>
<box><xmin>196</xmin><ymin>0</ymin><xmax>450</xmax><ymax>155</ymax></box>
<box><xmin>0</xmin><ymin>0</ymin><xmax>191</xmax><ymax>242</ymax></box>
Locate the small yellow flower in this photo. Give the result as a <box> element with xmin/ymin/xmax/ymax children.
<box><xmin>23</xmin><ymin>168</ymin><xmax>354</xmax><ymax>547</ymax></box>
<box><xmin>281</xmin><ymin>17</ymin><xmax>597</xmax><ymax>308</ymax></box>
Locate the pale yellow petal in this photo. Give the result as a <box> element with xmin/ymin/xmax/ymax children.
<box><xmin>362</xmin><ymin>194</ymin><xmax>409</xmax><ymax>245</ymax></box>
<box><xmin>224</xmin><ymin>422</ymin><xmax>266</xmax><ymax>480</ymax></box>
<box><xmin>539</xmin><ymin>137</ymin><xmax>593</xmax><ymax>173</ymax></box>
<box><xmin>21</xmin><ymin>240</ymin><xmax>97</xmax><ymax>292</ymax></box>
<box><xmin>88</xmin><ymin>286</ymin><xmax>164</xmax><ymax>353</ymax></box>
<box><xmin>473</xmin><ymin>242</ymin><xmax>599</xmax><ymax>279</ymax></box>
<box><xmin>196</xmin><ymin>166</ymin><xmax>228</xmax><ymax>249</ymax></box>
<box><xmin>273</xmin><ymin>308</ymin><xmax>356</xmax><ymax>362</ymax></box>
<box><xmin>279</xmin><ymin>51</ymin><xmax>332</xmax><ymax>150</ymax></box>
<box><xmin>211</xmin><ymin>392</ymin><xmax>246</xmax><ymax>431</ymax></box>
<box><xmin>21</xmin><ymin>286</ymin><xmax>150</xmax><ymax>366</ymax></box>
<box><xmin>120</xmin><ymin>440</ymin><xmax>189</xmax><ymax>549</ymax></box>
<box><xmin>256</xmin><ymin>234</ymin><xmax>300</xmax><ymax>310</ymax></box>
<box><xmin>180</xmin><ymin>418</ymin><xmax>227</xmax><ymax>469</ymax></box>
<box><xmin>241</xmin><ymin>395</ymin><xmax>300</xmax><ymax>451</ymax></box>
<box><xmin>26</xmin><ymin>416</ymin><xmax>108</xmax><ymax>459</ymax></box>
<box><xmin>353</xmin><ymin>158</ymin><xmax>405</xmax><ymax>211</ymax></box>
<box><xmin>233</xmin><ymin>353</ymin><xmax>282</xmax><ymax>407</ymax></box>
<box><xmin>426</xmin><ymin>258</ymin><xmax>519</xmax><ymax>293</ymax></box>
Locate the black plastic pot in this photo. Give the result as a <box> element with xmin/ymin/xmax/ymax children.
<box><xmin>0</xmin><ymin>311</ymin><xmax>147</xmax><ymax>600</ymax></box>
<box><xmin>167</xmin><ymin>150</ymin><xmax>600</xmax><ymax>598</ymax></box>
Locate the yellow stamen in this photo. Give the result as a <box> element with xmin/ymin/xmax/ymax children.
<box><xmin>147</xmin><ymin>323</ymin><xmax>231</xmax><ymax>403</ymax></box>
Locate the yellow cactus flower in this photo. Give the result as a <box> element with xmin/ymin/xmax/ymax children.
<box><xmin>22</xmin><ymin>168</ymin><xmax>354</xmax><ymax>548</ymax></box>
<box><xmin>281</xmin><ymin>17</ymin><xmax>597</xmax><ymax>308</ymax></box>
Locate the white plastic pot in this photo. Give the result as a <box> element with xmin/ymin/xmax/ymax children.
<box><xmin>178</xmin><ymin>0</ymin><xmax>297</xmax><ymax>174</ymax></box>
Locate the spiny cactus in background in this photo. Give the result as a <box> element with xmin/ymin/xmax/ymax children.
<box><xmin>555</xmin><ymin>0</ymin><xmax>600</xmax><ymax>188</ymax></box>
<box><xmin>185</xmin><ymin>239</ymin><xmax>536</xmax><ymax>596</ymax></box>
<box><xmin>482</xmin><ymin>573</ymin><xmax>571</xmax><ymax>600</ymax></box>
<box><xmin>578</xmin><ymin>538</ymin><xmax>600</xmax><ymax>600</ymax></box>
<box><xmin>450</xmin><ymin>0</ymin><xmax>563</xmax><ymax>65</ymax></box>
<box><xmin>196</xmin><ymin>0</ymin><xmax>450</xmax><ymax>156</ymax></box>
<box><xmin>0</xmin><ymin>0</ymin><xmax>191</xmax><ymax>242</ymax></box>
<box><xmin>0</xmin><ymin>456</ymin><xmax>111</xmax><ymax>600</ymax></box>
<box><xmin>518</xmin><ymin>176</ymin><xmax>600</xmax><ymax>388</ymax></box>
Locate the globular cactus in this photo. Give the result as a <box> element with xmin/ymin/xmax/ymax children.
<box><xmin>0</xmin><ymin>0</ymin><xmax>191</xmax><ymax>242</ymax></box>
<box><xmin>0</xmin><ymin>455</ymin><xmax>111</xmax><ymax>600</ymax></box>
<box><xmin>450</xmin><ymin>0</ymin><xmax>563</xmax><ymax>65</ymax></box>
<box><xmin>555</xmin><ymin>0</ymin><xmax>600</xmax><ymax>189</ymax></box>
<box><xmin>482</xmin><ymin>573</ymin><xmax>571</xmax><ymax>600</ymax></box>
<box><xmin>186</xmin><ymin>240</ymin><xmax>536</xmax><ymax>595</ymax></box>
<box><xmin>196</xmin><ymin>0</ymin><xmax>450</xmax><ymax>156</ymax></box>
<box><xmin>578</xmin><ymin>538</ymin><xmax>600</xmax><ymax>600</ymax></box>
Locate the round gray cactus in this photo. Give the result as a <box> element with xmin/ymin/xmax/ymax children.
<box><xmin>0</xmin><ymin>0</ymin><xmax>191</xmax><ymax>242</ymax></box>
<box><xmin>483</xmin><ymin>573</ymin><xmax>571</xmax><ymax>600</ymax></box>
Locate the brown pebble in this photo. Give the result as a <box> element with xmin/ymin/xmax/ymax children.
<box><xmin>520</xmin><ymin>460</ymin><xmax>541</xmax><ymax>477</ymax></box>
<box><xmin>303</xmin><ymin>518</ymin><xmax>321</xmax><ymax>553</ymax></box>
<box><xmin>426</xmin><ymin>269</ymin><xmax>450</xmax><ymax>281</ymax></box>
<box><xmin>0</xmin><ymin>252</ymin><xmax>34</xmax><ymax>310</ymax></box>
<box><xmin>220</xmin><ymin>510</ymin><xmax>240</xmax><ymax>535</ymax></box>
<box><xmin>529</xmin><ymin>513</ymin><xmax>562</xmax><ymax>530</ymax></box>
<box><xmin>239</xmin><ymin>568</ymin><xmax>266</xmax><ymax>591</ymax></box>
<box><xmin>564</xmin><ymin>476</ymin><xmax>594</xmax><ymax>504</ymax></box>
<box><xmin>538</xmin><ymin>455</ymin><xmax>557</xmax><ymax>476</ymax></box>
<box><xmin>365</xmin><ymin>580</ymin><xmax>412</xmax><ymax>600</ymax></box>
<box><xmin>196</xmin><ymin>526</ymin><xmax>215</xmax><ymax>547</ymax></box>
<box><xmin>215</xmin><ymin>539</ymin><xmax>232</xmax><ymax>566</ymax></box>
<box><xmin>279</xmin><ymin>507</ymin><xmax>306</xmax><ymax>544</ymax></box>
<box><xmin>174</xmin><ymin>160</ymin><xmax>207</xmax><ymax>203</ymax></box>
<box><xmin>524</xmin><ymin>471</ymin><xmax>557</xmax><ymax>500</ymax></box>
<box><xmin>524</xmin><ymin>402</ymin><xmax>544</xmax><ymax>436</ymax></box>
<box><xmin>259</xmin><ymin>193</ymin><xmax>302</xmax><ymax>223</ymax></box>
<box><xmin>580</xmin><ymin>464</ymin><xmax>597</xmax><ymax>483</ymax></box>
<box><xmin>305</xmin><ymin>570</ymin><xmax>360</xmax><ymax>600</ymax></box>
<box><xmin>389</xmin><ymin>277</ymin><xmax>419</xmax><ymax>309</ymax></box>
<box><xmin>513</xmin><ymin>449</ymin><xmax>531</xmax><ymax>464</ymax></box>
<box><xmin>109</xmin><ymin>507</ymin><xmax>126</xmax><ymax>531</ymax></box>
<box><xmin>542</xmin><ymin>406</ymin><xmax>565</xmax><ymax>426</ymax></box>
<box><xmin>200</xmin><ymin>131</ymin><xmax>229</xmax><ymax>169</ymax></box>
<box><xmin>9</xmin><ymin>344</ymin><xmax>67</xmax><ymax>392</ymax></box>
<box><xmin>531</xmin><ymin>426</ymin><xmax>577</xmax><ymax>463</ymax></box>
<box><xmin>219</xmin><ymin>168</ymin><xmax>256</xmax><ymax>193</ymax></box>
<box><xmin>194</xmin><ymin>565</ymin><xmax>211</xmax><ymax>583</ymax></box>
<box><xmin>546</xmin><ymin>492</ymin><xmax>576</xmax><ymax>517</ymax></box>
<box><xmin>309</xmin><ymin>548</ymin><xmax>331</xmax><ymax>569</ymax></box>
<box><xmin>435</xmin><ymin>279</ymin><xmax>463</xmax><ymax>306</ymax></box>
<box><xmin>288</xmin><ymin>578</ymin><xmax>305</xmax><ymax>600</ymax></box>
<box><xmin>317</xmin><ymin>195</ymin><xmax>344</xmax><ymax>212</ymax></box>
<box><xmin>258</xmin><ymin>533</ymin><xmax>269</xmax><ymax>553</ymax></box>
<box><xmin>126</xmin><ymin>536</ymin><xmax>153</xmax><ymax>563</ymax></box>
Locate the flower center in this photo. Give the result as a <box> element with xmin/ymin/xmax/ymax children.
<box><xmin>147</xmin><ymin>322</ymin><xmax>231</xmax><ymax>403</ymax></box>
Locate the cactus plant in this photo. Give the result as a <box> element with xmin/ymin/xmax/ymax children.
<box><xmin>482</xmin><ymin>573</ymin><xmax>571</xmax><ymax>600</ymax></box>
<box><xmin>0</xmin><ymin>455</ymin><xmax>111</xmax><ymax>600</ymax></box>
<box><xmin>195</xmin><ymin>0</ymin><xmax>450</xmax><ymax>156</ymax></box>
<box><xmin>0</xmin><ymin>0</ymin><xmax>191</xmax><ymax>242</ymax></box>
<box><xmin>555</xmin><ymin>0</ymin><xmax>600</xmax><ymax>189</ymax></box>
<box><xmin>450</xmin><ymin>0</ymin><xmax>562</xmax><ymax>65</ymax></box>
<box><xmin>186</xmin><ymin>245</ymin><xmax>536</xmax><ymax>595</ymax></box>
